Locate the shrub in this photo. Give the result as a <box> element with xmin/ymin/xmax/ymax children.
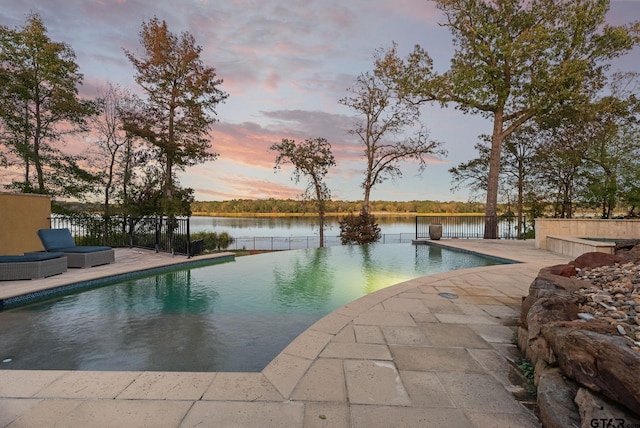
<box><xmin>339</xmin><ymin>210</ymin><xmax>381</xmax><ymax>245</ymax></box>
<box><xmin>190</xmin><ymin>231</ymin><xmax>235</xmax><ymax>251</ymax></box>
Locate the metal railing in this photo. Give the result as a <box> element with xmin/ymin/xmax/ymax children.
<box><xmin>415</xmin><ymin>215</ymin><xmax>526</xmax><ymax>240</ymax></box>
<box><xmin>227</xmin><ymin>233</ymin><xmax>416</xmax><ymax>251</ymax></box>
<box><xmin>49</xmin><ymin>215</ymin><xmax>193</xmax><ymax>255</ymax></box>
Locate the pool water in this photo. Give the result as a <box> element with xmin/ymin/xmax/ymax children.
<box><xmin>0</xmin><ymin>244</ymin><xmax>501</xmax><ymax>372</ymax></box>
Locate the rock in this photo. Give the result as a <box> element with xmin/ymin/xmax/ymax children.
<box><xmin>575</xmin><ymin>387</ymin><xmax>640</xmax><ymax>428</ymax></box>
<box><xmin>541</xmin><ymin>323</ymin><xmax>640</xmax><ymax>416</ymax></box>
<box><xmin>617</xmin><ymin>244</ymin><xmax>640</xmax><ymax>264</ymax></box>
<box><xmin>537</xmin><ymin>367</ymin><xmax>581</xmax><ymax>428</ymax></box>
<box><xmin>571</xmin><ymin>252</ymin><xmax>627</xmax><ymax>269</ymax></box>
<box><xmin>546</xmin><ymin>264</ymin><xmax>577</xmax><ymax>277</ymax></box>
<box><xmin>520</xmin><ymin>274</ymin><xmax>588</xmax><ymax>328</ymax></box>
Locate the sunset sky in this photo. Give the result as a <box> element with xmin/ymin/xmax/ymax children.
<box><xmin>2</xmin><ymin>0</ymin><xmax>639</xmax><ymax>202</ymax></box>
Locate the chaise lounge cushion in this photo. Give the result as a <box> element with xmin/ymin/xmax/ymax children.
<box><xmin>37</xmin><ymin>228</ymin><xmax>111</xmax><ymax>253</ymax></box>
<box><xmin>37</xmin><ymin>228</ymin><xmax>115</xmax><ymax>268</ymax></box>
<box><xmin>0</xmin><ymin>252</ymin><xmax>65</xmax><ymax>263</ymax></box>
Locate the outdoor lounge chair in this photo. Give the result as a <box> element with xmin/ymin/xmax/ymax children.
<box><xmin>0</xmin><ymin>252</ymin><xmax>67</xmax><ymax>280</ymax></box>
<box><xmin>37</xmin><ymin>228</ymin><xmax>115</xmax><ymax>268</ymax></box>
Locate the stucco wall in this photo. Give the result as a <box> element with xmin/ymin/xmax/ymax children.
<box><xmin>0</xmin><ymin>192</ymin><xmax>51</xmax><ymax>255</ymax></box>
<box><xmin>535</xmin><ymin>218</ymin><xmax>640</xmax><ymax>250</ymax></box>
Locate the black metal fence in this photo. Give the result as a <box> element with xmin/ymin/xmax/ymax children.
<box><xmin>49</xmin><ymin>215</ymin><xmax>193</xmax><ymax>255</ymax></box>
<box><xmin>227</xmin><ymin>233</ymin><xmax>416</xmax><ymax>251</ymax></box>
<box><xmin>415</xmin><ymin>215</ymin><xmax>526</xmax><ymax>240</ymax></box>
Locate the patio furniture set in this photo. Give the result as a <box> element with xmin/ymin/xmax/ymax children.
<box><xmin>0</xmin><ymin>228</ymin><xmax>114</xmax><ymax>281</ymax></box>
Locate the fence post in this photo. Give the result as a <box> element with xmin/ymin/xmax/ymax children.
<box><xmin>187</xmin><ymin>217</ymin><xmax>192</xmax><ymax>258</ymax></box>
<box><xmin>155</xmin><ymin>216</ymin><xmax>160</xmax><ymax>253</ymax></box>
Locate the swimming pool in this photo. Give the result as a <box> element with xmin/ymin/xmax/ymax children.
<box><xmin>0</xmin><ymin>243</ymin><xmax>503</xmax><ymax>372</ymax></box>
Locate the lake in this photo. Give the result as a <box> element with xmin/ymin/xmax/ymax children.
<box><xmin>189</xmin><ymin>215</ymin><xmax>416</xmax><ymax>237</ymax></box>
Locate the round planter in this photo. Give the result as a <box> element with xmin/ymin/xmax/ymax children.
<box><xmin>429</xmin><ymin>224</ymin><xmax>442</xmax><ymax>240</ymax></box>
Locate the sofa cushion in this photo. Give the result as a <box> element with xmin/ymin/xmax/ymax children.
<box><xmin>37</xmin><ymin>228</ymin><xmax>77</xmax><ymax>251</ymax></box>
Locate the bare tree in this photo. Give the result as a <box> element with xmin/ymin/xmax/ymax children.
<box><xmin>339</xmin><ymin>47</ymin><xmax>445</xmax><ymax>215</ymax></box>
<box><xmin>271</xmin><ymin>138</ymin><xmax>335</xmax><ymax>247</ymax></box>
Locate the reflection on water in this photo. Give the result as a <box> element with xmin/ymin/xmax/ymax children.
<box><xmin>0</xmin><ymin>244</ymin><xmax>501</xmax><ymax>372</ymax></box>
<box><xmin>272</xmin><ymin>247</ymin><xmax>335</xmax><ymax>310</ymax></box>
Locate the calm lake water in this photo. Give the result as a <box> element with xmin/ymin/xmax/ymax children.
<box><xmin>189</xmin><ymin>215</ymin><xmax>417</xmax><ymax>237</ymax></box>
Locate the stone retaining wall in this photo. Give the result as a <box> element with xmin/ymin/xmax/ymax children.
<box><xmin>518</xmin><ymin>252</ymin><xmax>640</xmax><ymax>428</ymax></box>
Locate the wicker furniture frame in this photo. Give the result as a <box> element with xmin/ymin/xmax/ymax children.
<box><xmin>0</xmin><ymin>256</ymin><xmax>67</xmax><ymax>280</ymax></box>
<box><xmin>63</xmin><ymin>249</ymin><xmax>115</xmax><ymax>268</ymax></box>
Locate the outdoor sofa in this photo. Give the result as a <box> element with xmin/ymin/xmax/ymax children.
<box><xmin>0</xmin><ymin>252</ymin><xmax>67</xmax><ymax>280</ymax></box>
<box><xmin>37</xmin><ymin>228</ymin><xmax>115</xmax><ymax>268</ymax></box>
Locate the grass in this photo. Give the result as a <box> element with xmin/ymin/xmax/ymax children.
<box><xmin>518</xmin><ymin>360</ymin><xmax>537</xmax><ymax>397</ymax></box>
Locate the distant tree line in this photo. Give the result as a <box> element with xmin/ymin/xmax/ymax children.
<box><xmin>190</xmin><ymin>199</ymin><xmax>486</xmax><ymax>215</ymax></box>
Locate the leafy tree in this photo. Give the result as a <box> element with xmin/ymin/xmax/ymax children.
<box><xmin>270</xmin><ymin>137</ymin><xmax>335</xmax><ymax>247</ymax></box>
<box><xmin>123</xmin><ymin>17</ymin><xmax>228</xmax><ymax>218</ymax></box>
<box><xmin>450</xmin><ymin>126</ymin><xmax>539</xmax><ymax>237</ymax></box>
<box><xmin>378</xmin><ymin>0</ymin><xmax>640</xmax><ymax>237</ymax></box>
<box><xmin>578</xmin><ymin>76</ymin><xmax>640</xmax><ymax>218</ymax></box>
<box><xmin>0</xmin><ymin>13</ymin><xmax>98</xmax><ymax>197</ymax></box>
<box><xmin>339</xmin><ymin>46</ymin><xmax>445</xmax><ymax>215</ymax></box>
<box><xmin>339</xmin><ymin>210</ymin><xmax>381</xmax><ymax>245</ymax></box>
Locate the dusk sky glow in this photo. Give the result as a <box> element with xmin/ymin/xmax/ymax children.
<box><xmin>2</xmin><ymin>0</ymin><xmax>639</xmax><ymax>202</ymax></box>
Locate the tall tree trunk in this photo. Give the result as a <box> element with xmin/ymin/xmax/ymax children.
<box><xmin>313</xmin><ymin>179</ymin><xmax>325</xmax><ymax>248</ymax></box>
<box><xmin>484</xmin><ymin>110</ymin><xmax>504</xmax><ymax>239</ymax></box>
<box><xmin>33</xmin><ymin>98</ymin><xmax>45</xmax><ymax>194</ymax></box>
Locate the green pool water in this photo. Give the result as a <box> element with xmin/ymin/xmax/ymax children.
<box><xmin>0</xmin><ymin>243</ymin><xmax>502</xmax><ymax>372</ymax></box>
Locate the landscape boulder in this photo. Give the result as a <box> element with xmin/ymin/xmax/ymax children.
<box><xmin>570</xmin><ymin>252</ymin><xmax>626</xmax><ymax>269</ymax></box>
<box><xmin>519</xmin><ymin>251</ymin><xmax>640</xmax><ymax>426</ymax></box>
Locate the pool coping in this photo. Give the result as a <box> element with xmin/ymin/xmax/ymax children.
<box><xmin>0</xmin><ymin>240</ymin><xmax>575</xmax><ymax>427</ymax></box>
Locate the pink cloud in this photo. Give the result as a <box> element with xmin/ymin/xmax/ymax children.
<box><xmin>195</xmin><ymin>175</ymin><xmax>301</xmax><ymax>200</ymax></box>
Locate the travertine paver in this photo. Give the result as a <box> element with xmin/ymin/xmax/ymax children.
<box><xmin>438</xmin><ymin>371</ymin><xmax>526</xmax><ymax>413</ymax></box>
<box><xmin>262</xmin><ymin>353</ymin><xmax>314</xmax><ymax>398</ymax></box>
<box><xmin>343</xmin><ymin>360</ymin><xmax>410</xmax><ymax>406</ymax></box>
<box><xmin>434</xmin><ymin>313</ymin><xmax>499</xmax><ymax>325</ymax></box>
<box><xmin>118</xmin><ymin>371</ymin><xmax>216</xmax><ymax>400</ymax></box>
<box><xmin>390</xmin><ymin>346</ymin><xmax>485</xmax><ymax>373</ymax></box>
<box><xmin>350</xmin><ymin>405</ymin><xmax>472</xmax><ymax>428</ymax></box>
<box><xmin>417</xmin><ymin>323</ymin><xmax>491</xmax><ymax>348</ymax></box>
<box><xmin>353</xmin><ymin>325</ymin><xmax>386</xmax><ymax>344</ymax></box>
<box><xmin>180</xmin><ymin>401</ymin><xmax>304</xmax><ymax>428</ymax></box>
<box><xmin>278</xmin><ymin>329</ymin><xmax>333</xmax><ymax>360</ymax></box>
<box><xmin>34</xmin><ymin>371</ymin><xmax>138</xmax><ymax>399</ymax></box>
<box><xmin>353</xmin><ymin>310</ymin><xmax>416</xmax><ymax>326</ymax></box>
<box><xmin>465</xmin><ymin>410</ymin><xmax>541</xmax><ymax>428</ymax></box>
<box><xmin>469</xmin><ymin>323</ymin><xmax>519</xmax><ymax>344</ymax></box>
<box><xmin>302</xmin><ymin>403</ymin><xmax>349</xmax><ymax>428</ymax></box>
<box><xmin>290</xmin><ymin>358</ymin><xmax>346</xmax><ymax>402</ymax></box>
<box><xmin>398</xmin><ymin>370</ymin><xmax>456</xmax><ymax>408</ymax></box>
<box><xmin>202</xmin><ymin>372</ymin><xmax>283</xmax><ymax>401</ymax></box>
<box><xmin>0</xmin><ymin>399</ymin><xmax>47</xmax><ymax>427</ymax></box>
<box><xmin>54</xmin><ymin>400</ymin><xmax>192</xmax><ymax>428</ymax></box>
<box><xmin>380</xmin><ymin>325</ymin><xmax>432</xmax><ymax>346</ymax></box>
<box><xmin>0</xmin><ymin>370</ymin><xmax>66</xmax><ymax>397</ymax></box>
<box><xmin>380</xmin><ymin>297</ymin><xmax>430</xmax><ymax>313</ymax></box>
<box><xmin>319</xmin><ymin>342</ymin><xmax>392</xmax><ymax>360</ymax></box>
<box><xmin>0</xmin><ymin>241</ymin><xmax>576</xmax><ymax>427</ymax></box>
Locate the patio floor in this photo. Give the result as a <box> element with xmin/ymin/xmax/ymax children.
<box><xmin>0</xmin><ymin>240</ymin><xmax>573</xmax><ymax>427</ymax></box>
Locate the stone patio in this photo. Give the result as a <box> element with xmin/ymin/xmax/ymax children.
<box><xmin>0</xmin><ymin>240</ymin><xmax>573</xmax><ymax>427</ymax></box>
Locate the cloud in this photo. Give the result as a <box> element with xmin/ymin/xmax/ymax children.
<box><xmin>194</xmin><ymin>174</ymin><xmax>301</xmax><ymax>200</ymax></box>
